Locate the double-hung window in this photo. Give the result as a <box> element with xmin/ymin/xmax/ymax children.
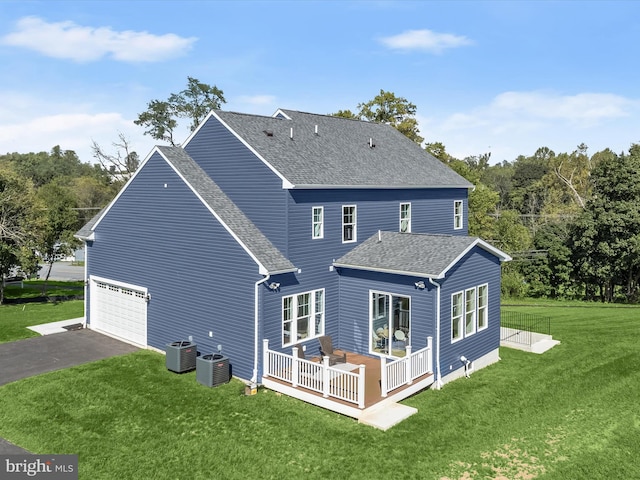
<box><xmin>451</xmin><ymin>291</ymin><xmax>464</xmax><ymax>342</ymax></box>
<box><xmin>454</xmin><ymin>200</ymin><xmax>463</xmax><ymax>230</ymax></box>
<box><xmin>282</xmin><ymin>289</ymin><xmax>325</xmax><ymax>346</ymax></box>
<box><xmin>342</xmin><ymin>205</ymin><xmax>356</xmax><ymax>243</ymax></box>
<box><xmin>465</xmin><ymin>287</ymin><xmax>476</xmax><ymax>336</ymax></box>
<box><xmin>400</xmin><ymin>203</ymin><xmax>411</xmax><ymax>233</ymax></box>
<box><xmin>451</xmin><ymin>283</ymin><xmax>489</xmax><ymax>342</ymax></box>
<box><xmin>312</xmin><ymin>206</ymin><xmax>324</xmax><ymax>239</ymax></box>
<box><xmin>477</xmin><ymin>284</ymin><xmax>488</xmax><ymax>330</ymax></box>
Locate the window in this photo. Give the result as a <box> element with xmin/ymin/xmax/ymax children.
<box><xmin>451</xmin><ymin>291</ymin><xmax>463</xmax><ymax>342</ymax></box>
<box><xmin>454</xmin><ymin>200</ymin><xmax>463</xmax><ymax>230</ymax></box>
<box><xmin>400</xmin><ymin>203</ymin><xmax>411</xmax><ymax>233</ymax></box>
<box><xmin>451</xmin><ymin>283</ymin><xmax>489</xmax><ymax>342</ymax></box>
<box><xmin>370</xmin><ymin>291</ymin><xmax>411</xmax><ymax>357</ymax></box>
<box><xmin>478</xmin><ymin>284</ymin><xmax>488</xmax><ymax>330</ymax></box>
<box><xmin>342</xmin><ymin>205</ymin><xmax>356</xmax><ymax>243</ymax></box>
<box><xmin>312</xmin><ymin>206</ymin><xmax>324</xmax><ymax>239</ymax></box>
<box><xmin>282</xmin><ymin>289</ymin><xmax>325</xmax><ymax>346</ymax></box>
<box><xmin>465</xmin><ymin>287</ymin><xmax>476</xmax><ymax>336</ymax></box>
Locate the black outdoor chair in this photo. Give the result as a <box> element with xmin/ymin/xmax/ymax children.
<box><xmin>318</xmin><ymin>335</ymin><xmax>347</xmax><ymax>366</ymax></box>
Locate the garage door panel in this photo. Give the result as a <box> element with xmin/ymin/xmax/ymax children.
<box><xmin>91</xmin><ymin>278</ymin><xmax>147</xmax><ymax>346</ymax></box>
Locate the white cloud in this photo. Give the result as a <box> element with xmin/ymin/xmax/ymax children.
<box><xmin>236</xmin><ymin>95</ymin><xmax>277</xmax><ymax>106</ymax></box>
<box><xmin>379</xmin><ymin>29</ymin><xmax>473</xmax><ymax>53</ymax></box>
<box><xmin>0</xmin><ymin>101</ymin><xmax>156</xmax><ymax>164</ymax></box>
<box><xmin>1</xmin><ymin>16</ymin><xmax>196</xmax><ymax>62</ymax></box>
<box><xmin>419</xmin><ymin>90</ymin><xmax>640</xmax><ymax>163</ymax></box>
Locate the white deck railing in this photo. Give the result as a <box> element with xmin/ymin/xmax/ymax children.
<box><xmin>262</xmin><ymin>339</ymin><xmax>365</xmax><ymax>409</ymax></box>
<box><xmin>381</xmin><ymin>336</ymin><xmax>433</xmax><ymax>397</ymax></box>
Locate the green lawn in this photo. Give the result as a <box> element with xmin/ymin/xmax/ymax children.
<box><xmin>1</xmin><ymin>301</ymin><xmax>639</xmax><ymax>479</ymax></box>
<box><xmin>0</xmin><ymin>300</ymin><xmax>84</xmax><ymax>343</ymax></box>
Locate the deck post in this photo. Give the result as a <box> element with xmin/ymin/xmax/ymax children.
<box><xmin>291</xmin><ymin>347</ymin><xmax>299</xmax><ymax>387</ymax></box>
<box><xmin>262</xmin><ymin>339</ymin><xmax>270</xmax><ymax>378</ymax></box>
<box><xmin>322</xmin><ymin>356</ymin><xmax>330</xmax><ymax>398</ymax></box>
<box><xmin>380</xmin><ymin>356</ymin><xmax>388</xmax><ymax>397</ymax></box>
<box><xmin>406</xmin><ymin>345</ymin><xmax>413</xmax><ymax>385</ymax></box>
<box><xmin>358</xmin><ymin>364</ymin><xmax>365</xmax><ymax>409</ymax></box>
<box><xmin>426</xmin><ymin>336</ymin><xmax>433</xmax><ymax>373</ymax></box>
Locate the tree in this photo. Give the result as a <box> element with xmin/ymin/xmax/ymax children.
<box><xmin>0</xmin><ymin>166</ymin><xmax>36</xmax><ymax>303</ymax></box>
<box><xmin>332</xmin><ymin>90</ymin><xmax>424</xmax><ymax>144</ymax></box>
<box><xmin>570</xmin><ymin>145</ymin><xmax>640</xmax><ymax>302</ymax></box>
<box><xmin>425</xmin><ymin>141</ymin><xmax>455</xmax><ymax>163</ymax></box>
<box><xmin>32</xmin><ymin>183</ymin><xmax>79</xmax><ymax>294</ymax></box>
<box><xmin>135</xmin><ymin>77</ymin><xmax>226</xmax><ymax>145</ymax></box>
<box><xmin>91</xmin><ymin>132</ymin><xmax>140</xmax><ymax>181</ymax></box>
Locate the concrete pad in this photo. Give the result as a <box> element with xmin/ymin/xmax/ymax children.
<box><xmin>27</xmin><ymin>318</ymin><xmax>85</xmax><ymax>335</ymax></box>
<box><xmin>358</xmin><ymin>402</ymin><xmax>418</xmax><ymax>431</ymax></box>
<box><xmin>531</xmin><ymin>338</ymin><xmax>561</xmax><ymax>354</ymax></box>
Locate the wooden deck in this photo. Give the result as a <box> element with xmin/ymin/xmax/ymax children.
<box><xmin>265</xmin><ymin>349</ymin><xmax>434</xmax><ymax>412</ymax></box>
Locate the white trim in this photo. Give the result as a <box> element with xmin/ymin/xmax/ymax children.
<box><xmin>464</xmin><ymin>287</ymin><xmax>477</xmax><ymax>336</ymax></box>
<box><xmin>312</xmin><ymin>206</ymin><xmax>324</xmax><ymax>239</ymax></box>
<box><xmin>342</xmin><ymin>204</ymin><xmax>357</xmax><ymax>243</ymax></box>
<box><xmin>282</xmin><ymin>288</ymin><xmax>325</xmax><ymax>347</ymax></box>
<box><xmin>399</xmin><ymin>202</ymin><xmax>411</xmax><ymax>233</ymax></box>
<box><xmin>477</xmin><ymin>283</ymin><xmax>489</xmax><ymax>331</ymax></box>
<box><xmin>368</xmin><ymin>289</ymin><xmax>411</xmax><ymax>358</ymax></box>
<box><xmin>272</xmin><ymin>109</ymin><xmax>292</xmax><ymax>120</ymax></box>
<box><xmin>89</xmin><ymin>275</ymin><xmax>148</xmax><ymax>347</ymax></box>
<box><xmin>186</xmin><ymin>111</ymin><xmax>293</xmax><ymax>189</ymax></box>
<box><xmin>451</xmin><ymin>290</ymin><xmax>464</xmax><ymax>343</ymax></box>
<box><xmin>287</xmin><ymin>184</ymin><xmax>474</xmax><ymax>190</ymax></box>
<box><xmin>84</xmin><ymin>146</ymin><xmax>161</xmax><ymax>235</ymax></box>
<box><xmin>454</xmin><ymin>200</ymin><xmax>463</xmax><ymax>230</ymax></box>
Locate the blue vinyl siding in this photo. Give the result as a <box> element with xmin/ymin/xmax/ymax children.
<box><xmin>86</xmin><ymin>152</ymin><xmax>263</xmax><ymax>381</ymax></box>
<box><xmin>184</xmin><ymin>116</ymin><xmax>289</xmax><ymax>255</ymax></box>
<box><xmin>438</xmin><ymin>247</ymin><xmax>502</xmax><ymax>374</ymax></box>
<box><xmin>336</xmin><ymin>269</ymin><xmax>435</xmax><ymax>356</ymax></box>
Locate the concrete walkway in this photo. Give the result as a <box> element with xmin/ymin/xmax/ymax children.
<box><xmin>0</xmin><ymin>326</ymin><xmax>139</xmax><ymax>453</ymax></box>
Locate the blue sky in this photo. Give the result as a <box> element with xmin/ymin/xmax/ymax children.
<box><xmin>1</xmin><ymin>0</ymin><xmax>639</xmax><ymax>165</ymax></box>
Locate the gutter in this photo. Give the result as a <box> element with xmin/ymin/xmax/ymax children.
<box><xmin>428</xmin><ymin>277</ymin><xmax>443</xmax><ymax>389</ymax></box>
<box><xmin>252</xmin><ymin>274</ymin><xmax>270</xmax><ymax>384</ymax></box>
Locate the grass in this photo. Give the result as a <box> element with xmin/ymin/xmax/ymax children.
<box><xmin>4</xmin><ymin>280</ymin><xmax>84</xmax><ymax>299</ymax></box>
<box><xmin>0</xmin><ymin>300</ymin><xmax>84</xmax><ymax>343</ymax></box>
<box><xmin>0</xmin><ymin>301</ymin><xmax>639</xmax><ymax>479</ymax></box>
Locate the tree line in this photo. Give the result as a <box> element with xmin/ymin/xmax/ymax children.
<box><xmin>2</xmin><ymin>78</ymin><xmax>639</xmax><ymax>303</ymax></box>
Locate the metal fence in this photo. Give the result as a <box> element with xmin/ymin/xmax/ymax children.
<box><xmin>500</xmin><ymin>310</ymin><xmax>551</xmax><ymax>346</ymax></box>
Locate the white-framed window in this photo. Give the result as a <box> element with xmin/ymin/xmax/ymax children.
<box><xmin>451</xmin><ymin>283</ymin><xmax>489</xmax><ymax>342</ymax></box>
<box><xmin>342</xmin><ymin>205</ymin><xmax>356</xmax><ymax>243</ymax></box>
<box><xmin>451</xmin><ymin>291</ymin><xmax>464</xmax><ymax>342</ymax></box>
<box><xmin>312</xmin><ymin>206</ymin><xmax>324</xmax><ymax>239</ymax></box>
<box><xmin>369</xmin><ymin>290</ymin><xmax>411</xmax><ymax>358</ymax></box>
<box><xmin>465</xmin><ymin>287</ymin><xmax>476</xmax><ymax>336</ymax></box>
<box><xmin>478</xmin><ymin>284</ymin><xmax>488</xmax><ymax>330</ymax></box>
<box><xmin>400</xmin><ymin>203</ymin><xmax>411</xmax><ymax>233</ymax></box>
<box><xmin>282</xmin><ymin>289</ymin><xmax>325</xmax><ymax>346</ymax></box>
<box><xmin>454</xmin><ymin>200</ymin><xmax>463</xmax><ymax>230</ymax></box>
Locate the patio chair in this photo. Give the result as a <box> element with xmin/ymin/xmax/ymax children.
<box><xmin>318</xmin><ymin>335</ymin><xmax>346</xmax><ymax>366</ymax></box>
<box><xmin>394</xmin><ymin>330</ymin><xmax>408</xmax><ymax>349</ymax></box>
<box><xmin>372</xmin><ymin>330</ymin><xmax>384</xmax><ymax>350</ymax></box>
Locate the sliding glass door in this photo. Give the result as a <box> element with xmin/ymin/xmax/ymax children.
<box><xmin>370</xmin><ymin>291</ymin><xmax>410</xmax><ymax>357</ymax></box>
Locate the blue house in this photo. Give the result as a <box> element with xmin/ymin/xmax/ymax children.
<box><xmin>76</xmin><ymin>109</ymin><xmax>510</xmax><ymax>420</ymax></box>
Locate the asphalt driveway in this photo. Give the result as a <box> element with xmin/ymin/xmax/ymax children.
<box><xmin>0</xmin><ymin>328</ymin><xmax>139</xmax><ymax>453</ymax></box>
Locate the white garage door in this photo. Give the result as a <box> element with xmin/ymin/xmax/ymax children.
<box><xmin>90</xmin><ymin>276</ymin><xmax>147</xmax><ymax>346</ymax></box>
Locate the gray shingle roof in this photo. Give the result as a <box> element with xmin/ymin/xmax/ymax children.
<box><xmin>334</xmin><ymin>231</ymin><xmax>509</xmax><ymax>278</ymax></box>
<box><xmin>74</xmin><ymin>208</ymin><xmax>105</xmax><ymax>240</ymax></box>
<box><xmin>156</xmin><ymin>146</ymin><xmax>296</xmax><ymax>275</ymax></box>
<box><xmin>212</xmin><ymin>109</ymin><xmax>473</xmax><ymax>189</ymax></box>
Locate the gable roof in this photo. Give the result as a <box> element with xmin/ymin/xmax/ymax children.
<box><xmin>190</xmin><ymin>109</ymin><xmax>473</xmax><ymax>190</ymax></box>
<box><xmin>76</xmin><ymin>146</ymin><xmax>296</xmax><ymax>276</ymax></box>
<box><xmin>333</xmin><ymin>231</ymin><xmax>511</xmax><ymax>279</ymax></box>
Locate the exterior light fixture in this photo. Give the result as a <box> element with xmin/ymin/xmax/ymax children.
<box><xmin>414</xmin><ymin>281</ymin><xmax>426</xmax><ymax>289</ymax></box>
<box><xmin>268</xmin><ymin>282</ymin><xmax>280</xmax><ymax>290</ymax></box>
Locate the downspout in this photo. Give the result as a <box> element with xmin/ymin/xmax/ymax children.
<box><xmin>428</xmin><ymin>277</ymin><xmax>443</xmax><ymax>389</ymax></box>
<box><xmin>252</xmin><ymin>274</ymin><xmax>270</xmax><ymax>385</ymax></box>
<box><xmin>83</xmin><ymin>242</ymin><xmax>88</xmax><ymax>328</ymax></box>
